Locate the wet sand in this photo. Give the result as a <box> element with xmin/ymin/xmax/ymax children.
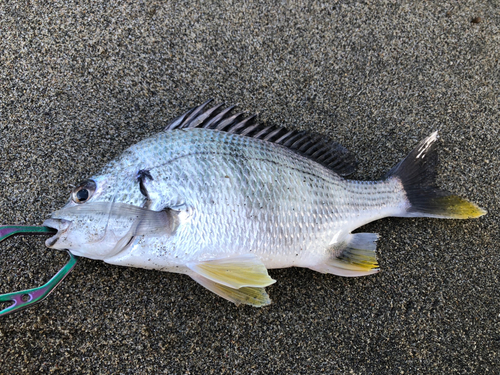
<box><xmin>0</xmin><ymin>1</ymin><xmax>498</xmax><ymax>373</ymax></box>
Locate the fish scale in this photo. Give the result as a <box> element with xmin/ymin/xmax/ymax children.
<box><xmin>43</xmin><ymin>103</ymin><xmax>485</xmax><ymax>306</ymax></box>
<box><xmin>102</xmin><ymin>129</ymin><xmax>407</xmax><ymax>268</ymax></box>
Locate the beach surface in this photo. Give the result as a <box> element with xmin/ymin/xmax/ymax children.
<box><xmin>0</xmin><ymin>1</ymin><xmax>498</xmax><ymax>373</ymax></box>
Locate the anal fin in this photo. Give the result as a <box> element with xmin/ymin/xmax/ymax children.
<box><xmin>310</xmin><ymin>233</ymin><xmax>380</xmax><ymax>277</ymax></box>
<box><xmin>187</xmin><ymin>254</ymin><xmax>276</xmax><ymax>288</ymax></box>
<box><xmin>190</xmin><ymin>274</ymin><xmax>271</xmax><ymax>307</ymax></box>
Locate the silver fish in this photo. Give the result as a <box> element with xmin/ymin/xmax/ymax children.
<box><xmin>43</xmin><ymin>101</ymin><xmax>486</xmax><ymax>306</ymax></box>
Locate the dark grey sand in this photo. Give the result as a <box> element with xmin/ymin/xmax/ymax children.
<box><xmin>0</xmin><ymin>1</ymin><xmax>498</xmax><ymax>373</ymax></box>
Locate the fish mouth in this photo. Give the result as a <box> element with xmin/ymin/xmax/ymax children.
<box><xmin>42</xmin><ymin>218</ymin><xmax>71</xmax><ymax>248</ymax></box>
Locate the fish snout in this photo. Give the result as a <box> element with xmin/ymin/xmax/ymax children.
<box><xmin>42</xmin><ymin>218</ymin><xmax>71</xmax><ymax>248</ymax></box>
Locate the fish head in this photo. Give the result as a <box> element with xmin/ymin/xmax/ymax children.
<box><xmin>43</xmin><ymin>172</ymin><xmax>149</xmax><ymax>260</ymax></box>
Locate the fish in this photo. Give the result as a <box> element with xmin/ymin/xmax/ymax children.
<box><xmin>42</xmin><ymin>100</ymin><xmax>486</xmax><ymax>307</ymax></box>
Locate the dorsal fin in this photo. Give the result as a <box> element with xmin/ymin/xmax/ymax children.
<box><xmin>165</xmin><ymin>100</ymin><xmax>357</xmax><ymax>176</ymax></box>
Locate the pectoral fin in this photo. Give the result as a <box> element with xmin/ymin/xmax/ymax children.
<box><xmin>190</xmin><ymin>273</ymin><xmax>271</xmax><ymax>307</ymax></box>
<box><xmin>187</xmin><ymin>254</ymin><xmax>276</xmax><ymax>288</ymax></box>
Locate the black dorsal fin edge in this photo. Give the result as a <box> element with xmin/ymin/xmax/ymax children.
<box><xmin>164</xmin><ymin>101</ymin><xmax>357</xmax><ymax>176</ymax></box>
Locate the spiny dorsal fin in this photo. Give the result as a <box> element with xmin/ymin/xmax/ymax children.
<box><xmin>164</xmin><ymin>99</ymin><xmax>357</xmax><ymax>176</ymax></box>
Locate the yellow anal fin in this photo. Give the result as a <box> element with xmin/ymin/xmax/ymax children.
<box><xmin>310</xmin><ymin>233</ymin><xmax>380</xmax><ymax>277</ymax></box>
<box><xmin>431</xmin><ymin>195</ymin><xmax>487</xmax><ymax>219</ymax></box>
<box><xmin>187</xmin><ymin>254</ymin><xmax>276</xmax><ymax>289</ymax></box>
<box><xmin>190</xmin><ymin>274</ymin><xmax>271</xmax><ymax>307</ymax></box>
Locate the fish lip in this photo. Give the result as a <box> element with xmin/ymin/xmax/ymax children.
<box><xmin>42</xmin><ymin>218</ymin><xmax>71</xmax><ymax>248</ymax></box>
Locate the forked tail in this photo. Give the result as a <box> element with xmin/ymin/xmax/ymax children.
<box><xmin>386</xmin><ymin>132</ymin><xmax>486</xmax><ymax>219</ymax></box>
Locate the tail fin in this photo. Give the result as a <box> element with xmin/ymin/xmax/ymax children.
<box><xmin>386</xmin><ymin>132</ymin><xmax>486</xmax><ymax>219</ymax></box>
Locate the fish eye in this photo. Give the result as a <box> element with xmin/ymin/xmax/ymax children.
<box><xmin>71</xmin><ymin>179</ymin><xmax>96</xmax><ymax>204</ymax></box>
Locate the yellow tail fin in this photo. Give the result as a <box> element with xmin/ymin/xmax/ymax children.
<box><xmin>386</xmin><ymin>132</ymin><xmax>486</xmax><ymax>219</ymax></box>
